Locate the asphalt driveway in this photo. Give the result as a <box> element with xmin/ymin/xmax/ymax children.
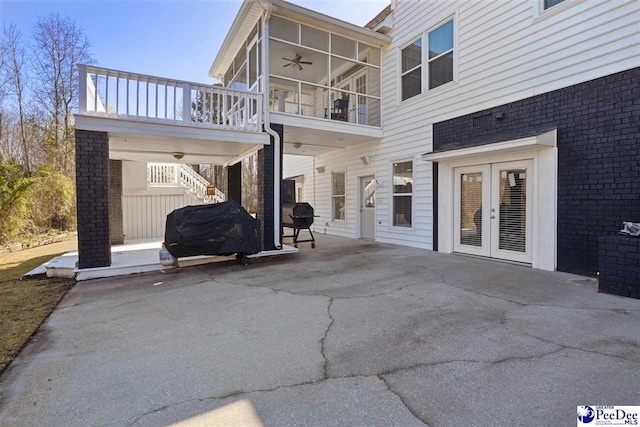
<box><xmin>1</xmin><ymin>235</ymin><xmax>639</xmax><ymax>426</ymax></box>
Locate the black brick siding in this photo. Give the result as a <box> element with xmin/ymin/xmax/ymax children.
<box><xmin>257</xmin><ymin>124</ymin><xmax>283</xmax><ymax>251</ymax></box>
<box><xmin>598</xmin><ymin>235</ymin><xmax>639</xmax><ymax>299</ymax></box>
<box><xmin>75</xmin><ymin>130</ymin><xmax>111</xmax><ymax>268</ymax></box>
<box><xmin>432</xmin><ymin>67</ymin><xmax>640</xmax><ymax>276</ymax></box>
<box><xmin>226</xmin><ymin>163</ymin><xmax>242</xmax><ymax>204</ymax></box>
<box><xmin>109</xmin><ymin>160</ymin><xmax>124</xmax><ymax>245</ymax></box>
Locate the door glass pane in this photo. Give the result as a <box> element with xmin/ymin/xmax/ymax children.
<box><xmin>460</xmin><ymin>172</ymin><xmax>483</xmax><ymax>246</ymax></box>
<box><xmin>498</xmin><ymin>168</ymin><xmax>527</xmax><ymax>252</ymax></box>
<box><xmin>364</xmin><ymin>179</ymin><xmax>375</xmax><ymax>207</ymax></box>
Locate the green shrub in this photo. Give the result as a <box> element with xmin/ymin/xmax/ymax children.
<box><xmin>0</xmin><ymin>161</ymin><xmax>33</xmax><ymax>245</ymax></box>
<box><xmin>24</xmin><ymin>171</ymin><xmax>76</xmax><ymax>235</ymax></box>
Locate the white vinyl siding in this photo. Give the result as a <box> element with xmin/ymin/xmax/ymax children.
<box><xmin>284</xmin><ymin>0</ymin><xmax>638</xmax><ymax>250</ymax></box>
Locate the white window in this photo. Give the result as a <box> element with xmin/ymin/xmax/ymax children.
<box><xmin>427</xmin><ymin>19</ymin><xmax>454</xmax><ymax>90</ymax></box>
<box><xmin>332</xmin><ymin>171</ymin><xmax>346</xmax><ymax>221</ymax></box>
<box><xmin>400</xmin><ymin>39</ymin><xmax>422</xmax><ymax>101</ymax></box>
<box><xmin>544</xmin><ymin>0</ymin><xmax>565</xmax><ymax>9</ymax></box>
<box><xmin>392</xmin><ymin>161</ymin><xmax>413</xmax><ymax>227</ymax></box>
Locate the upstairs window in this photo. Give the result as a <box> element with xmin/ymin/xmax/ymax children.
<box><xmin>401</xmin><ymin>39</ymin><xmax>422</xmax><ymax>101</ymax></box>
<box><xmin>428</xmin><ymin>19</ymin><xmax>454</xmax><ymax>90</ymax></box>
<box><xmin>544</xmin><ymin>0</ymin><xmax>565</xmax><ymax>9</ymax></box>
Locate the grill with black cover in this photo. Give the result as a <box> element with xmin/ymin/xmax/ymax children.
<box><xmin>282</xmin><ymin>202</ymin><xmax>315</xmax><ymax>248</ymax></box>
<box><xmin>164</xmin><ymin>200</ymin><xmax>261</xmax><ymax>263</ymax></box>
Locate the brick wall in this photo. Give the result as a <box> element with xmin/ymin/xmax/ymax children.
<box><xmin>432</xmin><ymin>68</ymin><xmax>640</xmax><ymax>276</ymax></box>
<box><xmin>75</xmin><ymin>130</ymin><xmax>111</xmax><ymax>268</ymax></box>
<box><xmin>598</xmin><ymin>235</ymin><xmax>640</xmax><ymax>299</ymax></box>
<box><xmin>109</xmin><ymin>160</ymin><xmax>124</xmax><ymax>245</ymax></box>
<box><xmin>226</xmin><ymin>163</ymin><xmax>242</xmax><ymax>204</ymax></box>
<box><xmin>257</xmin><ymin>124</ymin><xmax>283</xmax><ymax>251</ymax></box>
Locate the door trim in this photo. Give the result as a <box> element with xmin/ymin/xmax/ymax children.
<box><xmin>435</xmin><ymin>139</ymin><xmax>557</xmax><ymax>271</ymax></box>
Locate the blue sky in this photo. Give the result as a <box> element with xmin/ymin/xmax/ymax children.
<box><xmin>1</xmin><ymin>0</ymin><xmax>389</xmax><ymax>83</ymax></box>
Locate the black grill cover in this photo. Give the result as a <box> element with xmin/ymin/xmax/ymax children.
<box><xmin>164</xmin><ymin>201</ymin><xmax>261</xmax><ymax>258</ymax></box>
<box><xmin>282</xmin><ymin>202</ymin><xmax>314</xmax><ymax>228</ymax></box>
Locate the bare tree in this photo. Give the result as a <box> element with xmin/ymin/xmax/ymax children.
<box><xmin>31</xmin><ymin>13</ymin><xmax>93</xmax><ymax>175</ymax></box>
<box><xmin>2</xmin><ymin>24</ymin><xmax>32</xmax><ymax>174</ymax></box>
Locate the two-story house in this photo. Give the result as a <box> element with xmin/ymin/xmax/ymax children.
<box><xmin>74</xmin><ymin>0</ymin><xmax>639</xmax><ymax>285</ymax></box>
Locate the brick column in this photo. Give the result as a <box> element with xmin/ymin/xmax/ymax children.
<box><xmin>75</xmin><ymin>130</ymin><xmax>111</xmax><ymax>268</ymax></box>
<box><xmin>108</xmin><ymin>160</ymin><xmax>124</xmax><ymax>245</ymax></box>
<box><xmin>226</xmin><ymin>162</ymin><xmax>242</xmax><ymax>204</ymax></box>
<box><xmin>257</xmin><ymin>124</ymin><xmax>283</xmax><ymax>251</ymax></box>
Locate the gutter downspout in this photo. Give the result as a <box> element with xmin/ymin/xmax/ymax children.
<box><xmin>260</xmin><ymin>2</ymin><xmax>282</xmax><ymax>250</ymax></box>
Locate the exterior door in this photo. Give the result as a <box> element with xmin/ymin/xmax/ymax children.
<box><xmin>454</xmin><ymin>160</ymin><xmax>533</xmax><ymax>263</ymax></box>
<box><xmin>360</xmin><ymin>176</ymin><xmax>376</xmax><ymax>240</ymax></box>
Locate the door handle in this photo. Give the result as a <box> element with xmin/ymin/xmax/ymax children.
<box><xmin>491</xmin><ymin>215</ymin><xmax>496</xmax><ymax>219</ymax></box>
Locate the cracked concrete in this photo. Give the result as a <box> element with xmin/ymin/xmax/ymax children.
<box><xmin>0</xmin><ymin>235</ymin><xmax>639</xmax><ymax>426</ymax></box>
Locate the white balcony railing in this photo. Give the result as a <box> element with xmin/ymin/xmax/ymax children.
<box><xmin>148</xmin><ymin>163</ymin><xmax>225</xmax><ymax>204</ymax></box>
<box><xmin>78</xmin><ymin>65</ymin><xmax>263</xmax><ymax>132</ymax></box>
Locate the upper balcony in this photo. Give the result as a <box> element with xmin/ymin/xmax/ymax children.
<box><xmin>75</xmin><ymin>65</ymin><xmax>270</xmax><ymax>165</ymax></box>
<box><xmin>75</xmin><ymin>0</ymin><xmax>390</xmax><ymax>159</ymax></box>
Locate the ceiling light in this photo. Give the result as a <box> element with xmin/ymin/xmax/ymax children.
<box><xmin>172</xmin><ymin>152</ymin><xmax>184</xmax><ymax>160</ymax></box>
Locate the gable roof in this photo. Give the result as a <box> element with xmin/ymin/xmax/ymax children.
<box><xmin>209</xmin><ymin>0</ymin><xmax>391</xmax><ymax>79</ymax></box>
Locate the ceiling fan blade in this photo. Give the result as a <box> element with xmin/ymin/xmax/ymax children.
<box><xmin>299</xmin><ymin>61</ymin><xmax>313</xmax><ymax>65</ymax></box>
<box><xmin>283</xmin><ymin>63</ymin><xmax>292</xmax><ymax>67</ymax></box>
<box><xmin>282</xmin><ymin>57</ymin><xmax>293</xmax><ymax>61</ymax></box>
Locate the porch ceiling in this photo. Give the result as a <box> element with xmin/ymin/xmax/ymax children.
<box><xmin>109</xmin><ymin>133</ymin><xmax>262</xmax><ymax>165</ymax></box>
<box><xmin>275</xmin><ymin>112</ymin><xmax>382</xmax><ymax>156</ymax></box>
<box><xmin>76</xmin><ymin>114</ymin><xmax>270</xmax><ymax>165</ymax></box>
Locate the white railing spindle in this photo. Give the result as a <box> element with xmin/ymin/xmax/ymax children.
<box><xmin>78</xmin><ymin>65</ymin><xmax>262</xmax><ymax>134</ymax></box>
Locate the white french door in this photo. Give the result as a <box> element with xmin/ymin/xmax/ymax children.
<box><xmin>453</xmin><ymin>160</ymin><xmax>533</xmax><ymax>263</ymax></box>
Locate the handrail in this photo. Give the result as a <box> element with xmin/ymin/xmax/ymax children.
<box><xmin>78</xmin><ymin>64</ymin><xmax>263</xmax><ymax>133</ymax></box>
<box><xmin>148</xmin><ymin>163</ymin><xmax>225</xmax><ymax>204</ymax></box>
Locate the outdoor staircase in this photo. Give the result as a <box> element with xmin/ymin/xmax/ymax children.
<box><xmin>147</xmin><ymin>163</ymin><xmax>225</xmax><ymax>204</ymax></box>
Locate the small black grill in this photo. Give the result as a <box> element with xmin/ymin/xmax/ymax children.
<box><xmin>282</xmin><ymin>202</ymin><xmax>316</xmax><ymax>248</ymax></box>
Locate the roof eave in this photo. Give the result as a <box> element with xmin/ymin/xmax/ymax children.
<box><xmin>209</xmin><ymin>0</ymin><xmax>260</xmax><ymax>79</ymax></box>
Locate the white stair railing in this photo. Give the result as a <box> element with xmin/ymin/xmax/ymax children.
<box><xmin>148</xmin><ymin>163</ymin><xmax>225</xmax><ymax>204</ymax></box>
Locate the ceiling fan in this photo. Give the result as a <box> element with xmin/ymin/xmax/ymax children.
<box><xmin>282</xmin><ymin>54</ymin><xmax>312</xmax><ymax>71</ymax></box>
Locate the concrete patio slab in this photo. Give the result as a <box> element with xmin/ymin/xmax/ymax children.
<box><xmin>1</xmin><ymin>235</ymin><xmax>639</xmax><ymax>426</ymax></box>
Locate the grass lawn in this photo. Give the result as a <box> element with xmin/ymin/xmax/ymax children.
<box><xmin>0</xmin><ymin>239</ymin><xmax>77</xmax><ymax>374</ymax></box>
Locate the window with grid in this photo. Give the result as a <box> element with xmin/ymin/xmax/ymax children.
<box><xmin>392</xmin><ymin>161</ymin><xmax>413</xmax><ymax>227</ymax></box>
<box><xmin>332</xmin><ymin>171</ymin><xmax>346</xmax><ymax>221</ymax></box>
<box><xmin>428</xmin><ymin>20</ymin><xmax>454</xmax><ymax>90</ymax></box>
<box><xmin>401</xmin><ymin>39</ymin><xmax>422</xmax><ymax>101</ymax></box>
